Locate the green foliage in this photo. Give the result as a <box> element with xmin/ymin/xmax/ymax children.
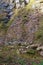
<box><xmin>26</xmin><ymin>49</ymin><xmax>36</xmax><ymax>55</ymax></box>
<box><xmin>32</xmin><ymin>60</ymin><xmax>43</xmax><ymax>65</ymax></box>
<box><xmin>35</xmin><ymin>16</ymin><xmax>43</xmax><ymax>43</ymax></box>
<box><xmin>40</xmin><ymin>60</ymin><xmax>43</xmax><ymax>65</ymax></box>
<box><xmin>32</xmin><ymin>62</ymin><xmax>38</xmax><ymax>65</ymax></box>
<box><xmin>18</xmin><ymin>58</ymin><xmax>26</xmax><ymax>65</ymax></box>
<box><xmin>35</xmin><ymin>30</ymin><xmax>43</xmax><ymax>40</ymax></box>
<box><xmin>0</xmin><ymin>45</ymin><xmax>43</xmax><ymax>64</ymax></box>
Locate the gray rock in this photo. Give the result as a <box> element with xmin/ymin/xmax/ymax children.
<box><xmin>40</xmin><ymin>51</ymin><xmax>43</xmax><ymax>56</ymax></box>
<box><xmin>37</xmin><ymin>46</ymin><xmax>43</xmax><ymax>51</ymax></box>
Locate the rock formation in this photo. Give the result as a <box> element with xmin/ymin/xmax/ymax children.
<box><xmin>5</xmin><ymin>9</ymin><xmax>40</xmax><ymax>44</ymax></box>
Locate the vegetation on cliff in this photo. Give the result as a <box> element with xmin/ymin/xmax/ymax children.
<box><xmin>0</xmin><ymin>0</ymin><xmax>43</xmax><ymax>64</ymax></box>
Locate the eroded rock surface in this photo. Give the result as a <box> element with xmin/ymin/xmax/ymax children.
<box><xmin>5</xmin><ymin>10</ymin><xmax>40</xmax><ymax>44</ymax></box>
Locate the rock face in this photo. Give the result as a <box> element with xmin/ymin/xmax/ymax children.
<box><xmin>0</xmin><ymin>0</ymin><xmax>29</xmax><ymax>9</ymax></box>
<box><xmin>0</xmin><ymin>0</ymin><xmax>13</xmax><ymax>45</ymax></box>
<box><xmin>5</xmin><ymin>9</ymin><xmax>40</xmax><ymax>44</ymax></box>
